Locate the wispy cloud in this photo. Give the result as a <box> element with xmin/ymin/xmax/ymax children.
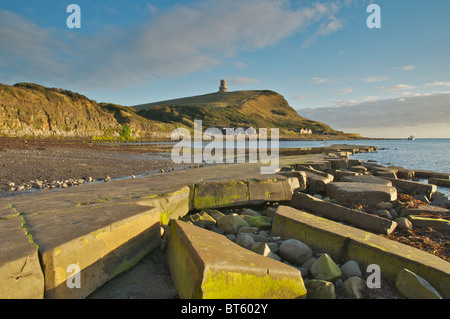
<box><xmin>337</xmin><ymin>87</ymin><xmax>353</xmax><ymax>94</ymax></box>
<box><xmin>394</xmin><ymin>65</ymin><xmax>415</xmax><ymax>71</ymax></box>
<box><xmin>425</xmin><ymin>81</ymin><xmax>450</xmax><ymax>87</ymax></box>
<box><xmin>380</xmin><ymin>84</ymin><xmax>417</xmax><ymax>91</ymax></box>
<box><xmin>310</xmin><ymin>77</ymin><xmax>330</xmax><ymax>84</ymax></box>
<box><xmin>361</xmin><ymin>76</ymin><xmax>389</xmax><ymax>83</ymax></box>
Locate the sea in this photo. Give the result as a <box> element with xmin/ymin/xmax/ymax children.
<box><xmin>278</xmin><ymin>138</ymin><xmax>450</xmax><ymax>197</ymax></box>
<box><xmin>126</xmin><ymin>138</ymin><xmax>450</xmax><ymax>197</ymax></box>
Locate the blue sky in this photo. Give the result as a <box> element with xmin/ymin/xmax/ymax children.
<box><xmin>1</xmin><ymin>0</ymin><xmax>449</xmax><ymax>138</ymax></box>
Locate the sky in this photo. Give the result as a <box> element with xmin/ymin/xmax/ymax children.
<box><xmin>1</xmin><ymin>0</ymin><xmax>449</xmax><ymax>138</ymax></box>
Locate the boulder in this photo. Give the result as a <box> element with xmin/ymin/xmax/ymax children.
<box><xmin>342</xmin><ymin>277</ymin><xmax>366</xmax><ymax>299</ymax></box>
<box><xmin>305</xmin><ymin>280</ymin><xmax>335</xmax><ymax>299</ymax></box>
<box><xmin>395</xmin><ymin>217</ymin><xmax>413</xmax><ymax>231</ymax></box>
<box><xmin>396</xmin><ymin>269</ymin><xmax>443</xmax><ymax>299</ymax></box>
<box><xmin>181</xmin><ymin>211</ymin><xmax>216</xmax><ymax>229</ymax></box>
<box><xmin>340</xmin><ymin>260</ymin><xmax>362</xmax><ymax>278</ymax></box>
<box><xmin>242</xmin><ymin>215</ymin><xmax>272</xmax><ymax>229</ymax></box>
<box><xmin>279</xmin><ymin>239</ymin><xmax>313</xmax><ymax>266</ymax></box>
<box><xmin>310</xmin><ymin>254</ymin><xmax>342</xmax><ymax>281</ymax></box>
<box><xmin>217</xmin><ymin>213</ymin><xmax>249</xmax><ymax>234</ymax></box>
<box><xmin>236</xmin><ymin>233</ymin><xmax>255</xmax><ymax>250</ymax></box>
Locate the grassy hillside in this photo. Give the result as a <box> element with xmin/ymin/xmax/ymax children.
<box><xmin>134</xmin><ymin>90</ymin><xmax>339</xmax><ymax>135</ymax></box>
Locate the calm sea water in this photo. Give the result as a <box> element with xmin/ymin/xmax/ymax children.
<box><xmin>278</xmin><ymin>138</ymin><xmax>450</xmax><ymax>196</ymax></box>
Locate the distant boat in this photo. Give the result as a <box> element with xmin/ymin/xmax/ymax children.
<box><xmin>407</xmin><ymin>135</ymin><xmax>415</xmax><ymax>140</ymax></box>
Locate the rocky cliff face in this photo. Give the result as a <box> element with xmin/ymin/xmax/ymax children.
<box><xmin>0</xmin><ymin>83</ymin><xmax>172</xmax><ymax>139</ymax></box>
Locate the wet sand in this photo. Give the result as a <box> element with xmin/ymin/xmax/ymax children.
<box><xmin>0</xmin><ymin>137</ymin><xmax>193</xmax><ymax>194</ymax></box>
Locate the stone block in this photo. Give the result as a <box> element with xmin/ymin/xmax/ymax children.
<box><xmin>193</xmin><ymin>179</ymin><xmax>249</xmax><ymax>210</ymax></box>
<box><xmin>290</xmin><ymin>191</ymin><xmax>397</xmax><ymax>234</ymax></box>
<box><xmin>26</xmin><ymin>201</ymin><xmax>161</xmax><ymax>299</ymax></box>
<box><xmin>326</xmin><ymin>182</ymin><xmax>397</xmax><ymax>206</ymax></box>
<box><xmin>428</xmin><ymin>178</ymin><xmax>450</xmax><ymax>188</ymax></box>
<box><xmin>167</xmin><ymin>220</ymin><xmax>306</xmax><ymax>299</ymax></box>
<box><xmin>0</xmin><ymin>215</ymin><xmax>45</xmax><ymax>299</ymax></box>
<box><xmin>407</xmin><ymin>215</ymin><xmax>450</xmax><ymax>232</ymax></box>
<box><xmin>138</xmin><ymin>186</ymin><xmax>191</xmax><ymax>225</ymax></box>
<box><xmin>340</xmin><ymin>175</ymin><xmax>392</xmax><ymax>186</ymax></box>
<box><xmin>272</xmin><ymin>205</ymin><xmax>450</xmax><ymax>299</ymax></box>
<box><xmin>383</xmin><ymin>178</ymin><xmax>436</xmax><ymax>197</ymax></box>
<box><xmin>248</xmin><ymin>176</ymin><xmax>299</xmax><ymax>205</ymax></box>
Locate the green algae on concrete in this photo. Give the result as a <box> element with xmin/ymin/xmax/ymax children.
<box><xmin>247</xmin><ymin>176</ymin><xmax>299</xmax><ymax>205</ymax></box>
<box><xmin>167</xmin><ymin>220</ymin><xmax>306</xmax><ymax>299</ymax></box>
<box><xmin>272</xmin><ymin>205</ymin><xmax>450</xmax><ymax>299</ymax></box>
<box><xmin>138</xmin><ymin>186</ymin><xmax>191</xmax><ymax>225</ymax></box>
<box><xmin>193</xmin><ymin>179</ymin><xmax>249</xmax><ymax>210</ymax></box>
<box><xmin>25</xmin><ymin>201</ymin><xmax>161</xmax><ymax>299</ymax></box>
<box><xmin>0</xmin><ymin>214</ymin><xmax>45</xmax><ymax>299</ymax></box>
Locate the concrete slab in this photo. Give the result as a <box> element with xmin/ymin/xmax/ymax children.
<box><xmin>272</xmin><ymin>205</ymin><xmax>450</xmax><ymax>299</ymax></box>
<box><xmin>401</xmin><ymin>205</ymin><xmax>450</xmax><ymax>217</ymax></box>
<box><xmin>326</xmin><ymin>182</ymin><xmax>397</xmax><ymax>206</ymax></box>
<box><xmin>167</xmin><ymin>219</ymin><xmax>306</xmax><ymax>299</ymax></box>
<box><xmin>24</xmin><ymin>201</ymin><xmax>161</xmax><ymax>299</ymax></box>
<box><xmin>383</xmin><ymin>178</ymin><xmax>437</xmax><ymax>197</ymax></box>
<box><xmin>0</xmin><ymin>215</ymin><xmax>45</xmax><ymax>299</ymax></box>
<box><xmin>290</xmin><ymin>191</ymin><xmax>397</xmax><ymax>234</ymax></box>
<box><xmin>248</xmin><ymin>176</ymin><xmax>299</xmax><ymax>204</ymax></box>
<box><xmin>340</xmin><ymin>175</ymin><xmax>392</xmax><ymax>186</ymax></box>
<box><xmin>428</xmin><ymin>178</ymin><xmax>450</xmax><ymax>188</ymax></box>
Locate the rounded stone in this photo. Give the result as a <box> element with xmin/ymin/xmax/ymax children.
<box><xmin>279</xmin><ymin>239</ymin><xmax>313</xmax><ymax>266</ymax></box>
<box><xmin>218</xmin><ymin>213</ymin><xmax>249</xmax><ymax>234</ymax></box>
<box><xmin>236</xmin><ymin>233</ymin><xmax>255</xmax><ymax>250</ymax></box>
<box><xmin>341</xmin><ymin>260</ymin><xmax>362</xmax><ymax>278</ymax></box>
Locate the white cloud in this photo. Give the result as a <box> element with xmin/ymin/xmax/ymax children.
<box><xmin>425</xmin><ymin>81</ymin><xmax>450</xmax><ymax>87</ymax></box>
<box><xmin>0</xmin><ymin>1</ymin><xmax>347</xmax><ymax>89</ymax></box>
<box><xmin>310</xmin><ymin>77</ymin><xmax>330</xmax><ymax>84</ymax></box>
<box><xmin>361</xmin><ymin>76</ymin><xmax>389</xmax><ymax>83</ymax></box>
<box><xmin>380</xmin><ymin>84</ymin><xmax>417</xmax><ymax>91</ymax></box>
<box><xmin>337</xmin><ymin>87</ymin><xmax>353</xmax><ymax>94</ymax></box>
<box><xmin>394</xmin><ymin>65</ymin><xmax>415</xmax><ymax>71</ymax></box>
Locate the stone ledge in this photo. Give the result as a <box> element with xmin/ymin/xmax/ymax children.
<box><xmin>25</xmin><ymin>200</ymin><xmax>161</xmax><ymax>299</ymax></box>
<box><xmin>326</xmin><ymin>182</ymin><xmax>397</xmax><ymax>206</ymax></box>
<box><xmin>272</xmin><ymin>205</ymin><xmax>450</xmax><ymax>299</ymax></box>
<box><xmin>290</xmin><ymin>191</ymin><xmax>397</xmax><ymax>235</ymax></box>
<box><xmin>167</xmin><ymin>219</ymin><xmax>307</xmax><ymax>299</ymax></box>
<box><xmin>0</xmin><ymin>215</ymin><xmax>45</xmax><ymax>299</ymax></box>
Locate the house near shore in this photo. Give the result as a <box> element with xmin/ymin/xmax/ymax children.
<box><xmin>298</xmin><ymin>128</ymin><xmax>312</xmax><ymax>134</ymax></box>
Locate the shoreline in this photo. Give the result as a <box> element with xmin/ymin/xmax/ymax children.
<box><xmin>1</xmin><ymin>136</ymin><xmax>449</xmax><ymax>299</ymax></box>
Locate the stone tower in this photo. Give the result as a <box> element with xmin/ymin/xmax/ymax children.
<box><xmin>219</xmin><ymin>79</ymin><xmax>228</xmax><ymax>92</ymax></box>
